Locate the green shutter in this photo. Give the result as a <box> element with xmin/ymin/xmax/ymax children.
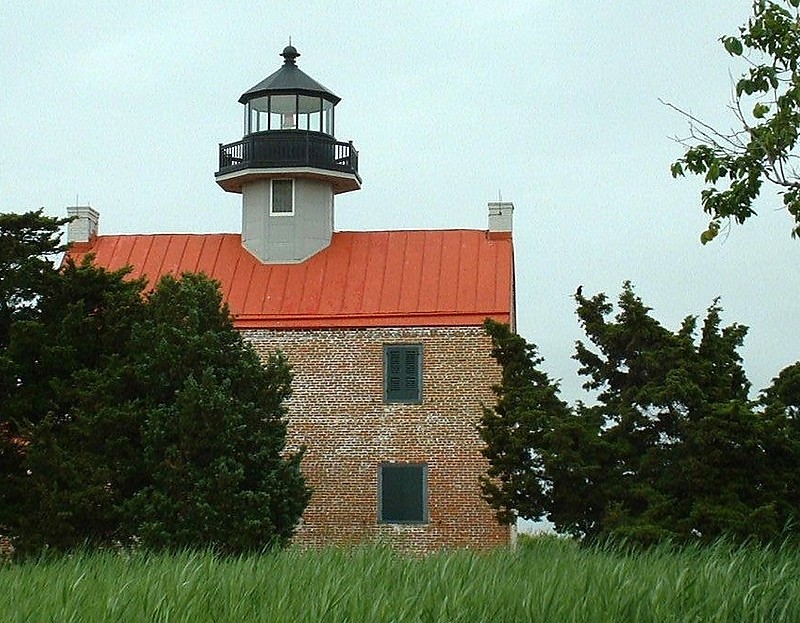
<box><xmin>387</xmin><ymin>348</ymin><xmax>403</xmax><ymax>396</ymax></box>
<box><xmin>379</xmin><ymin>463</ymin><xmax>427</xmax><ymax>523</ymax></box>
<box><xmin>384</xmin><ymin>345</ymin><xmax>421</xmax><ymax>402</ymax></box>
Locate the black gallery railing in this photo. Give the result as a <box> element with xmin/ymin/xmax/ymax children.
<box><xmin>217</xmin><ymin>130</ymin><xmax>359</xmax><ymax>179</ymax></box>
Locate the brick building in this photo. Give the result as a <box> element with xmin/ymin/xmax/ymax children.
<box><xmin>67</xmin><ymin>46</ymin><xmax>515</xmax><ymax>550</ymax></box>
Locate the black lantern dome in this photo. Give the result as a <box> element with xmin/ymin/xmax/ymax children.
<box><xmin>239</xmin><ymin>45</ymin><xmax>340</xmax><ymax>136</ymax></box>
<box><xmin>215</xmin><ymin>44</ymin><xmax>359</xmax><ymax>194</ymax></box>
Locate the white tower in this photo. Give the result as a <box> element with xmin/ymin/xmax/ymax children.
<box><xmin>215</xmin><ymin>45</ymin><xmax>361</xmax><ymax>263</ymax></box>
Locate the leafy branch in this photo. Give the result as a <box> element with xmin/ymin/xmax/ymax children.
<box><xmin>668</xmin><ymin>0</ymin><xmax>800</xmax><ymax>242</ymax></box>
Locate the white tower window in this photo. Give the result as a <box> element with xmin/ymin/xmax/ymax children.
<box><xmin>270</xmin><ymin>179</ymin><xmax>294</xmax><ymax>215</ymax></box>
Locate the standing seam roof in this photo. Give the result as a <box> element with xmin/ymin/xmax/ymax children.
<box><xmin>67</xmin><ymin>230</ymin><xmax>514</xmax><ymax>329</ymax></box>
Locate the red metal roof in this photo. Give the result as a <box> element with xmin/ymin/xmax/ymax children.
<box><xmin>67</xmin><ymin>230</ymin><xmax>514</xmax><ymax>329</ymax></box>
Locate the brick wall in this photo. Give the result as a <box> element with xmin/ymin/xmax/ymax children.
<box><xmin>243</xmin><ymin>325</ymin><xmax>510</xmax><ymax>551</ymax></box>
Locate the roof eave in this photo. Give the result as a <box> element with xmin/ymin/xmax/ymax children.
<box><xmin>238</xmin><ymin>66</ymin><xmax>341</xmax><ymax>105</ymax></box>
<box><xmin>233</xmin><ymin>311</ymin><xmax>512</xmax><ymax>330</ymax></box>
<box><xmin>238</xmin><ymin>89</ymin><xmax>341</xmax><ymax>106</ymax></box>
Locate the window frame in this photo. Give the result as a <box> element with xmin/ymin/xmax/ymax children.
<box><xmin>378</xmin><ymin>462</ymin><xmax>428</xmax><ymax>524</ymax></box>
<box><xmin>383</xmin><ymin>344</ymin><xmax>423</xmax><ymax>404</ymax></box>
<box><xmin>270</xmin><ymin>179</ymin><xmax>295</xmax><ymax>216</ymax></box>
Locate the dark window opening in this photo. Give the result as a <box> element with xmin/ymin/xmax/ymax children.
<box><xmin>379</xmin><ymin>463</ymin><xmax>428</xmax><ymax>523</ymax></box>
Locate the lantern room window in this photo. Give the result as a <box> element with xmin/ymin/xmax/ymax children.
<box><xmin>245</xmin><ymin>94</ymin><xmax>335</xmax><ymax>135</ymax></box>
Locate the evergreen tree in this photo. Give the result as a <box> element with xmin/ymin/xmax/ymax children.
<box><xmin>2</xmin><ymin>213</ymin><xmax>310</xmax><ymax>554</ymax></box>
<box><xmin>572</xmin><ymin>284</ymin><xmax>768</xmax><ymax>542</ymax></box>
<box><xmin>478</xmin><ymin>319</ymin><xmax>572</xmax><ymax>525</ymax></box>
<box><xmin>0</xmin><ymin>210</ymin><xmax>71</xmax><ymax>544</ymax></box>
<box><xmin>758</xmin><ymin>362</ymin><xmax>800</xmax><ymax>532</ymax></box>
<box><xmin>481</xmin><ymin>283</ymin><xmax>798</xmax><ymax>544</ymax></box>
<box><xmin>3</xmin><ymin>257</ymin><xmax>146</xmax><ymax>550</ymax></box>
<box><xmin>570</xmin><ymin>284</ymin><xmax>782</xmax><ymax>543</ymax></box>
<box><xmin>0</xmin><ymin>209</ymin><xmax>69</xmax><ymax>347</ymax></box>
<box><xmin>121</xmin><ymin>273</ymin><xmax>310</xmax><ymax>552</ymax></box>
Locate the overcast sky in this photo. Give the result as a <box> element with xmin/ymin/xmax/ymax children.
<box><xmin>2</xmin><ymin>1</ymin><xmax>798</xmax><ymax>403</ymax></box>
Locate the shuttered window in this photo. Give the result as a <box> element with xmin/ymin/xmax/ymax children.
<box><xmin>379</xmin><ymin>463</ymin><xmax>428</xmax><ymax>523</ymax></box>
<box><xmin>384</xmin><ymin>345</ymin><xmax>422</xmax><ymax>403</ymax></box>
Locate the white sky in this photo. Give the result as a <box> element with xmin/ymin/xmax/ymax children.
<box><xmin>1</xmin><ymin>1</ymin><xmax>798</xmax><ymax>403</ymax></box>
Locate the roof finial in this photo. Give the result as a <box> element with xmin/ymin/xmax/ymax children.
<box><xmin>281</xmin><ymin>40</ymin><xmax>300</xmax><ymax>65</ymax></box>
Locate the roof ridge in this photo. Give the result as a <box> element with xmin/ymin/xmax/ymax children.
<box><xmin>86</xmin><ymin>230</ymin><xmax>495</xmax><ymax>239</ymax></box>
<box><xmin>334</xmin><ymin>228</ymin><xmax>490</xmax><ymax>236</ymax></box>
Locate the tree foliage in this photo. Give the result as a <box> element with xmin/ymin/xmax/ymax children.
<box><xmin>1</xmin><ymin>257</ymin><xmax>147</xmax><ymax>551</ymax></box>
<box><xmin>478</xmin><ymin>319</ymin><xmax>572</xmax><ymax>525</ymax></box>
<box><xmin>758</xmin><ymin>362</ymin><xmax>800</xmax><ymax>527</ymax></box>
<box><xmin>669</xmin><ymin>0</ymin><xmax>800</xmax><ymax>241</ymax></box>
<box><xmin>0</xmin><ymin>211</ymin><xmax>310</xmax><ymax>555</ymax></box>
<box><xmin>0</xmin><ymin>209</ymin><xmax>69</xmax><ymax>347</ymax></box>
<box><xmin>570</xmin><ymin>284</ymin><xmax>760</xmax><ymax>543</ymax></box>
<box><xmin>120</xmin><ymin>274</ymin><xmax>309</xmax><ymax>552</ymax></box>
<box><xmin>0</xmin><ymin>209</ymin><xmax>73</xmax><ymax>546</ymax></box>
<box><xmin>481</xmin><ymin>283</ymin><xmax>800</xmax><ymax>544</ymax></box>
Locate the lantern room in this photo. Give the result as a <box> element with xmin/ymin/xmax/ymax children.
<box><xmin>241</xmin><ymin>45</ymin><xmax>338</xmax><ymax>136</ymax></box>
<box><xmin>244</xmin><ymin>92</ymin><xmax>335</xmax><ymax>135</ymax></box>
<box><xmin>215</xmin><ymin>45</ymin><xmax>360</xmax><ymax>196</ymax></box>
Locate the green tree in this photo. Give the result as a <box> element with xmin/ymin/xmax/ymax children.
<box><xmin>0</xmin><ymin>209</ymin><xmax>69</xmax><ymax>347</ymax></box>
<box><xmin>0</xmin><ymin>210</ymin><xmax>71</xmax><ymax>544</ymax></box>
<box><xmin>121</xmin><ymin>273</ymin><xmax>310</xmax><ymax>552</ymax></box>
<box><xmin>2</xmin><ymin>214</ymin><xmax>310</xmax><ymax>554</ymax></box>
<box><xmin>0</xmin><ymin>209</ymin><xmax>70</xmax><ymax>434</ymax></box>
<box><xmin>758</xmin><ymin>362</ymin><xmax>800</xmax><ymax>530</ymax></box>
<box><xmin>761</xmin><ymin>361</ymin><xmax>800</xmax><ymax>416</ymax></box>
<box><xmin>669</xmin><ymin>0</ymin><xmax>800</xmax><ymax>241</ymax></box>
<box><xmin>570</xmin><ymin>284</ymin><xmax>783</xmax><ymax>543</ymax></box>
<box><xmin>482</xmin><ymin>283</ymin><xmax>797</xmax><ymax>544</ymax></box>
<box><xmin>2</xmin><ymin>257</ymin><xmax>146</xmax><ymax>550</ymax></box>
<box><xmin>478</xmin><ymin>319</ymin><xmax>572</xmax><ymax>525</ymax></box>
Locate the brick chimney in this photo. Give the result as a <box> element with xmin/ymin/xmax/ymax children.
<box><xmin>488</xmin><ymin>201</ymin><xmax>513</xmax><ymax>239</ymax></box>
<box><xmin>66</xmin><ymin>206</ymin><xmax>99</xmax><ymax>244</ymax></box>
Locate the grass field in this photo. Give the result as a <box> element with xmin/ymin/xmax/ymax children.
<box><xmin>1</xmin><ymin>536</ymin><xmax>798</xmax><ymax>622</ymax></box>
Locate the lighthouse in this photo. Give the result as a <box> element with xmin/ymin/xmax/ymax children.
<box><xmin>215</xmin><ymin>45</ymin><xmax>361</xmax><ymax>263</ymax></box>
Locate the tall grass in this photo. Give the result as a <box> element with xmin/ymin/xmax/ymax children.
<box><xmin>1</xmin><ymin>536</ymin><xmax>798</xmax><ymax>622</ymax></box>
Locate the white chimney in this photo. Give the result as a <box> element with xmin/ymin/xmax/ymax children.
<box><xmin>488</xmin><ymin>201</ymin><xmax>513</xmax><ymax>236</ymax></box>
<box><xmin>66</xmin><ymin>206</ymin><xmax>99</xmax><ymax>243</ymax></box>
